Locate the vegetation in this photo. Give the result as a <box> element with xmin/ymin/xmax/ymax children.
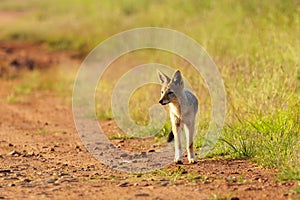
<box><xmin>0</xmin><ymin>0</ymin><xmax>299</xmax><ymax>180</ymax></box>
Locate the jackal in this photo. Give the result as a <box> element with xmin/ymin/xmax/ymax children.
<box><xmin>158</xmin><ymin>70</ymin><xmax>198</xmax><ymax>164</ymax></box>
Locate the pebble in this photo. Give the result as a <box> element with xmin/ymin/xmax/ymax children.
<box><xmin>120</xmin><ymin>153</ymin><xmax>128</xmax><ymax>158</ymax></box>
<box><xmin>148</xmin><ymin>149</ymin><xmax>155</xmax><ymax>153</ymax></box>
<box><xmin>59</xmin><ymin>177</ymin><xmax>78</xmax><ymax>183</ymax></box>
<box><xmin>161</xmin><ymin>182</ymin><xmax>168</xmax><ymax>186</ymax></box>
<box><xmin>9</xmin><ymin>150</ymin><xmax>22</xmax><ymax>156</ymax></box>
<box><xmin>226</xmin><ymin>175</ymin><xmax>237</xmax><ymax>183</ymax></box>
<box><xmin>58</xmin><ymin>172</ymin><xmax>68</xmax><ymax>176</ymax></box>
<box><xmin>3</xmin><ymin>177</ymin><xmax>19</xmax><ymax>181</ymax></box>
<box><xmin>118</xmin><ymin>182</ymin><xmax>129</xmax><ymax>187</ymax></box>
<box><xmin>45</xmin><ymin>178</ymin><xmax>58</xmax><ymax>184</ymax></box>
<box><xmin>22</xmin><ymin>178</ymin><xmax>31</xmax><ymax>182</ymax></box>
<box><xmin>135</xmin><ymin>193</ymin><xmax>149</xmax><ymax>197</ymax></box>
<box><xmin>0</xmin><ymin>169</ymin><xmax>12</xmax><ymax>173</ymax></box>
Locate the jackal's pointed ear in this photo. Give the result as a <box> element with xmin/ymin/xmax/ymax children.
<box><xmin>171</xmin><ymin>70</ymin><xmax>184</xmax><ymax>87</ymax></box>
<box><xmin>157</xmin><ymin>70</ymin><xmax>171</xmax><ymax>84</ymax></box>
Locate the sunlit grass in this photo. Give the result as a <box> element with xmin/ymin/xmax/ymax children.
<box><xmin>5</xmin><ymin>66</ymin><xmax>75</xmax><ymax>103</ymax></box>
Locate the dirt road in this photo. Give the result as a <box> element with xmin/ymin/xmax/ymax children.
<box><xmin>0</xmin><ymin>42</ymin><xmax>299</xmax><ymax>200</ymax></box>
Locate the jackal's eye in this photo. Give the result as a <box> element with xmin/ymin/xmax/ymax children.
<box><xmin>167</xmin><ymin>91</ymin><xmax>174</xmax><ymax>96</ymax></box>
<box><xmin>161</xmin><ymin>91</ymin><xmax>164</xmax><ymax>94</ymax></box>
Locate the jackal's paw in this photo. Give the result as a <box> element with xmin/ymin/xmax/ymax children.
<box><xmin>174</xmin><ymin>159</ymin><xmax>183</xmax><ymax>164</ymax></box>
<box><xmin>188</xmin><ymin>158</ymin><xmax>197</xmax><ymax>164</ymax></box>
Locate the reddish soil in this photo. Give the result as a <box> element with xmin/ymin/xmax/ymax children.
<box><xmin>0</xmin><ymin>42</ymin><xmax>299</xmax><ymax>200</ymax></box>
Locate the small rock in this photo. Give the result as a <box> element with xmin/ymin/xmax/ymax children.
<box><xmin>9</xmin><ymin>150</ymin><xmax>22</xmax><ymax>156</ymax></box>
<box><xmin>23</xmin><ymin>178</ymin><xmax>31</xmax><ymax>183</ymax></box>
<box><xmin>231</xmin><ymin>197</ymin><xmax>239</xmax><ymax>200</ymax></box>
<box><xmin>161</xmin><ymin>182</ymin><xmax>168</xmax><ymax>186</ymax></box>
<box><xmin>135</xmin><ymin>193</ymin><xmax>149</xmax><ymax>197</ymax></box>
<box><xmin>53</xmin><ymin>181</ymin><xmax>60</xmax><ymax>186</ymax></box>
<box><xmin>93</xmin><ymin>147</ymin><xmax>100</xmax><ymax>151</ymax></box>
<box><xmin>141</xmin><ymin>152</ymin><xmax>147</xmax><ymax>157</ymax></box>
<box><xmin>148</xmin><ymin>149</ymin><xmax>155</xmax><ymax>153</ymax></box>
<box><xmin>0</xmin><ymin>169</ymin><xmax>12</xmax><ymax>173</ymax></box>
<box><xmin>20</xmin><ymin>183</ymin><xmax>36</xmax><ymax>188</ymax></box>
<box><xmin>9</xmin><ymin>183</ymin><xmax>16</xmax><ymax>187</ymax></box>
<box><xmin>15</xmin><ymin>172</ymin><xmax>23</xmax><ymax>177</ymax></box>
<box><xmin>58</xmin><ymin>172</ymin><xmax>68</xmax><ymax>176</ymax></box>
<box><xmin>118</xmin><ymin>182</ymin><xmax>129</xmax><ymax>187</ymax></box>
<box><xmin>120</xmin><ymin>153</ymin><xmax>128</xmax><ymax>158</ymax></box>
<box><xmin>244</xmin><ymin>186</ymin><xmax>255</xmax><ymax>191</ymax></box>
<box><xmin>8</xmin><ymin>143</ymin><xmax>13</xmax><ymax>147</ymax></box>
<box><xmin>4</xmin><ymin>177</ymin><xmax>19</xmax><ymax>181</ymax></box>
<box><xmin>226</xmin><ymin>176</ymin><xmax>237</xmax><ymax>183</ymax></box>
<box><xmin>45</xmin><ymin>178</ymin><xmax>58</xmax><ymax>184</ymax></box>
<box><xmin>60</xmin><ymin>177</ymin><xmax>78</xmax><ymax>183</ymax></box>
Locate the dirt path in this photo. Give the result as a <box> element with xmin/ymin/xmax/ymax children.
<box><xmin>0</xmin><ymin>42</ymin><xmax>299</xmax><ymax>200</ymax></box>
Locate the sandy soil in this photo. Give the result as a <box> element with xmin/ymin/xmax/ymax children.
<box><xmin>0</xmin><ymin>42</ymin><xmax>299</xmax><ymax>200</ymax></box>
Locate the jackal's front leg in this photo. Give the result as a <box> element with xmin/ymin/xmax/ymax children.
<box><xmin>171</xmin><ymin>115</ymin><xmax>182</xmax><ymax>164</ymax></box>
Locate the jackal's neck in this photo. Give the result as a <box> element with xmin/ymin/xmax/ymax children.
<box><xmin>169</xmin><ymin>101</ymin><xmax>181</xmax><ymax>118</ymax></box>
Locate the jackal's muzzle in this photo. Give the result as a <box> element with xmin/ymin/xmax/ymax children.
<box><xmin>159</xmin><ymin>99</ymin><xmax>170</xmax><ymax>105</ymax></box>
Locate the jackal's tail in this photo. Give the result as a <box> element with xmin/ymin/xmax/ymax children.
<box><xmin>167</xmin><ymin>130</ymin><xmax>174</xmax><ymax>142</ymax></box>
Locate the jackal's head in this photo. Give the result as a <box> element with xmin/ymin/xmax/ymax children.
<box><xmin>157</xmin><ymin>70</ymin><xmax>184</xmax><ymax>105</ymax></box>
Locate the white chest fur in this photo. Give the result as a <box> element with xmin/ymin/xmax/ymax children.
<box><xmin>169</xmin><ymin>102</ymin><xmax>181</xmax><ymax>119</ymax></box>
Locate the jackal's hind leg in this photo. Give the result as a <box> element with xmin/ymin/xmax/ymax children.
<box><xmin>185</xmin><ymin>123</ymin><xmax>197</xmax><ymax>164</ymax></box>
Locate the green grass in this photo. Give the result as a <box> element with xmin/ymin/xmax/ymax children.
<box><xmin>109</xmin><ymin>134</ymin><xmax>135</xmax><ymax>140</ymax></box>
<box><xmin>5</xmin><ymin>66</ymin><xmax>75</xmax><ymax>103</ymax></box>
<box><xmin>286</xmin><ymin>187</ymin><xmax>300</xmax><ymax>195</ymax></box>
<box><xmin>0</xmin><ymin>0</ymin><xmax>299</xmax><ymax>180</ymax></box>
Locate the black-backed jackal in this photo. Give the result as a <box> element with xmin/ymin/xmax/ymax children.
<box><xmin>158</xmin><ymin>70</ymin><xmax>198</xmax><ymax>164</ymax></box>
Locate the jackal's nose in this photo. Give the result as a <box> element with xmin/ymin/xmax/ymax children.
<box><xmin>159</xmin><ymin>99</ymin><xmax>167</xmax><ymax>105</ymax></box>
